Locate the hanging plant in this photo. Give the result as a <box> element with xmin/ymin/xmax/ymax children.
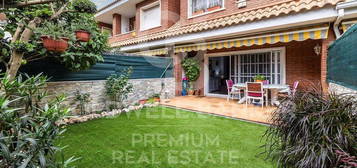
<box><xmin>36</xmin><ymin>22</ymin><xmax>73</xmax><ymax>53</ymax></box>
<box><xmin>72</xmin><ymin>22</ymin><xmax>92</xmax><ymax>42</ymax></box>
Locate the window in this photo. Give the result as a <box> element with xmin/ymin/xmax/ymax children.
<box><xmin>140</xmin><ymin>1</ymin><xmax>161</xmax><ymax>31</ymax></box>
<box><xmin>230</xmin><ymin>50</ymin><xmax>285</xmax><ymax>84</ymax></box>
<box><xmin>190</xmin><ymin>0</ymin><xmax>223</xmax><ymax>16</ymax></box>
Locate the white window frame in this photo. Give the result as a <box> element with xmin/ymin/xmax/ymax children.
<box><xmin>188</xmin><ymin>0</ymin><xmax>225</xmax><ymax>18</ymax></box>
<box><xmin>204</xmin><ymin>47</ymin><xmax>286</xmax><ymax>96</ymax></box>
<box><xmin>140</xmin><ymin>1</ymin><xmax>161</xmax><ymax>31</ymax></box>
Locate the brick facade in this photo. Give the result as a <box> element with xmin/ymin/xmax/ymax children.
<box><xmin>112</xmin><ymin>13</ymin><xmax>121</xmax><ymax>35</ymax></box>
<box><xmin>173</xmin><ymin>39</ymin><xmax>324</xmax><ymax>96</ymax></box>
<box><xmin>109</xmin><ymin>0</ymin><xmax>180</xmax><ymax>43</ymax></box>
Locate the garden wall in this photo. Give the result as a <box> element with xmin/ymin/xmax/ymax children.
<box><xmin>45</xmin><ymin>78</ymin><xmax>175</xmax><ymax>115</ymax></box>
<box><xmin>329</xmin><ymin>82</ymin><xmax>357</xmax><ymax>95</ymax></box>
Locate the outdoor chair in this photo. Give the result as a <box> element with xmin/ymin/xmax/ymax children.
<box><xmin>279</xmin><ymin>81</ymin><xmax>299</xmax><ymax>96</ymax></box>
<box><xmin>245</xmin><ymin>82</ymin><xmax>268</xmax><ymax>107</ymax></box>
<box><xmin>226</xmin><ymin>80</ymin><xmax>242</xmax><ymax>101</ymax></box>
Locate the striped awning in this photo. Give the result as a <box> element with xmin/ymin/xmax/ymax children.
<box><xmin>342</xmin><ymin>20</ymin><xmax>357</xmax><ymax>33</ymax></box>
<box><xmin>132</xmin><ymin>48</ymin><xmax>168</xmax><ymax>56</ymax></box>
<box><xmin>174</xmin><ymin>26</ymin><xmax>329</xmax><ymax>53</ymax></box>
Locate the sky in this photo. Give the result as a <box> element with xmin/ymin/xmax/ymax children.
<box><xmin>91</xmin><ymin>0</ymin><xmax>115</xmax><ymax>9</ymax></box>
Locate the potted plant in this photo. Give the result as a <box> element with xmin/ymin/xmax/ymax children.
<box><xmin>182</xmin><ymin>57</ymin><xmax>201</xmax><ymax>96</ymax></box>
<box><xmin>253</xmin><ymin>75</ymin><xmax>266</xmax><ymax>82</ymax></box>
<box><xmin>139</xmin><ymin>99</ymin><xmax>147</xmax><ymax>105</ymax></box>
<box><xmin>36</xmin><ymin>22</ymin><xmax>72</xmax><ymax>53</ymax></box>
<box><xmin>72</xmin><ymin>23</ymin><xmax>92</xmax><ymax>42</ymax></box>
<box><xmin>152</xmin><ymin>93</ymin><xmax>161</xmax><ymax>102</ymax></box>
<box><xmin>192</xmin><ymin>3</ymin><xmax>205</xmax><ymax>15</ymax></box>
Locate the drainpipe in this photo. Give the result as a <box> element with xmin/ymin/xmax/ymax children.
<box><xmin>333</xmin><ymin>8</ymin><xmax>344</xmax><ymax>39</ymax></box>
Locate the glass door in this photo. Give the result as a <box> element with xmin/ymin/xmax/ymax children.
<box><xmin>208</xmin><ymin>56</ymin><xmax>230</xmax><ymax>95</ymax></box>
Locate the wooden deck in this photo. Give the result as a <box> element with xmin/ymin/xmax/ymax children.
<box><xmin>161</xmin><ymin>96</ymin><xmax>276</xmax><ymax>124</ymax></box>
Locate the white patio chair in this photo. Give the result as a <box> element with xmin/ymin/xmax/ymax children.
<box><xmin>245</xmin><ymin>82</ymin><xmax>268</xmax><ymax>107</ymax></box>
<box><xmin>226</xmin><ymin>80</ymin><xmax>242</xmax><ymax>101</ymax></box>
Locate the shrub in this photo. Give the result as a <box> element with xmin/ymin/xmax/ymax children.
<box><xmin>11</xmin><ymin>40</ymin><xmax>35</xmax><ymax>53</ymax></box>
<box><xmin>0</xmin><ymin>74</ymin><xmax>76</xmax><ymax>167</ymax></box>
<box><xmin>105</xmin><ymin>68</ymin><xmax>133</xmax><ymax>109</ymax></box>
<box><xmin>72</xmin><ymin>0</ymin><xmax>97</xmax><ymax>14</ymax></box>
<box><xmin>263</xmin><ymin>88</ymin><xmax>357</xmax><ymax>168</ymax></box>
<box><xmin>74</xmin><ymin>90</ymin><xmax>91</xmax><ymax>115</ymax></box>
<box><xmin>181</xmin><ymin>58</ymin><xmax>200</xmax><ymax>89</ymax></box>
<box><xmin>36</xmin><ymin>22</ymin><xmax>73</xmax><ymax>40</ymax></box>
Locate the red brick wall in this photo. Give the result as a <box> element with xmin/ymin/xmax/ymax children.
<box><xmin>180</xmin><ymin>0</ymin><xmax>288</xmax><ymax>25</ymax></box>
<box><xmin>321</xmin><ymin>27</ymin><xmax>336</xmax><ymax>92</ymax></box>
<box><xmin>110</xmin><ymin>0</ymin><xmax>180</xmax><ymax>44</ymax></box>
<box><xmin>112</xmin><ymin>13</ymin><xmax>121</xmax><ymax>35</ymax></box>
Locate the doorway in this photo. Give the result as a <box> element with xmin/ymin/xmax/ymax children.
<box><xmin>208</xmin><ymin>56</ymin><xmax>230</xmax><ymax>95</ymax></box>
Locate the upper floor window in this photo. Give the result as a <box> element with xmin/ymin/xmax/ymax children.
<box><xmin>140</xmin><ymin>1</ymin><xmax>161</xmax><ymax>31</ymax></box>
<box><xmin>190</xmin><ymin>0</ymin><xmax>223</xmax><ymax>17</ymax></box>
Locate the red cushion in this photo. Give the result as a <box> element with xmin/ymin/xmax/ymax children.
<box><xmin>248</xmin><ymin>93</ymin><xmax>262</xmax><ymax>97</ymax></box>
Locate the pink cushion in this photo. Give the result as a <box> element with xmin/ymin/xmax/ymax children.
<box><xmin>248</xmin><ymin>92</ymin><xmax>262</xmax><ymax>97</ymax></box>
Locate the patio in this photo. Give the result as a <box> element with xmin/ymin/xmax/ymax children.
<box><xmin>161</xmin><ymin>96</ymin><xmax>276</xmax><ymax>124</ymax></box>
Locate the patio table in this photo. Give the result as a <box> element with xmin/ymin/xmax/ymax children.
<box><xmin>233</xmin><ymin>83</ymin><xmax>290</xmax><ymax>106</ymax></box>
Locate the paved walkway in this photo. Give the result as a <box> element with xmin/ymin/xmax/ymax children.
<box><xmin>161</xmin><ymin>96</ymin><xmax>276</xmax><ymax>124</ymax></box>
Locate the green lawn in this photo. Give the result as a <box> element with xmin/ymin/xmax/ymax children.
<box><xmin>58</xmin><ymin>106</ymin><xmax>275</xmax><ymax>168</ymax></box>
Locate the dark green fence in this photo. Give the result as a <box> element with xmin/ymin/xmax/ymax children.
<box><xmin>328</xmin><ymin>24</ymin><xmax>357</xmax><ymax>90</ymax></box>
<box><xmin>19</xmin><ymin>53</ymin><xmax>173</xmax><ymax>81</ymax></box>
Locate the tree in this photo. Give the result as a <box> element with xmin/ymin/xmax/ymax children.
<box><xmin>0</xmin><ymin>0</ymin><xmax>109</xmax><ymax>80</ymax></box>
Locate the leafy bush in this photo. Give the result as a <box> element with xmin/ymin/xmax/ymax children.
<box><xmin>263</xmin><ymin>88</ymin><xmax>357</xmax><ymax>168</ymax></box>
<box><xmin>181</xmin><ymin>58</ymin><xmax>200</xmax><ymax>89</ymax></box>
<box><xmin>11</xmin><ymin>40</ymin><xmax>35</xmax><ymax>53</ymax></box>
<box><xmin>72</xmin><ymin>0</ymin><xmax>97</xmax><ymax>14</ymax></box>
<box><xmin>74</xmin><ymin>90</ymin><xmax>90</xmax><ymax>115</ymax></box>
<box><xmin>105</xmin><ymin>68</ymin><xmax>133</xmax><ymax>109</ymax></box>
<box><xmin>36</xmin><ymin>22</ymin><xmax>73</xmax><ymax>40</ymax></box>
<box><xmin>0</xmin><ymin>74</ymin><xmax>76</xmax><ymax>167</ymax></box>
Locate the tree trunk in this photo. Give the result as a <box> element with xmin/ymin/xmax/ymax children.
<box><xmin>7</xmin><ymin>18</ymin><xmax>40</xmax><ymax>80</ymax></box>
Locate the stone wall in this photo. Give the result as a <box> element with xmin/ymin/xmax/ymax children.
<box><xmin>45</xmin><ymin>78</ymin><xmax>175</xmax><ymax>115</ymax></box>
<box><xmin>329</xmin><ymin>82</ymin><xmax>357</xmax><ymax>95</ymax></box>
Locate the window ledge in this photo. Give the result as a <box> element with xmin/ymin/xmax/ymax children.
<box><xmin>140</xmin><ymin>25</ymin><xmax>162</xmax><ymax>32</ymax></box>
<box><xmin>188</xmin><ymin>8</ymin><xmax>225</xmax><ymax>19</ymax></box>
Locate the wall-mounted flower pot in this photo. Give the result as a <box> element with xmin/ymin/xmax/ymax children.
<box><xmin>207</xmin><ymin>6</ymin><xmax>221</xmax><ymax>12</ymax></box>
<box><xmin>75</xmin><ymin>30</ymin><xmax>91</xmax><ymax>42</ymax></box>
<box><xmin>154</xmin><ymin>97</ymin><xmax>160</xmax><ymax>102</ymax></box>
<box><xmin>41</xmin><ymin>36</ymin><xmax>69</xmax><ymax>53</ymax></box>
<box><xmin>139</xmin><ymin>99</ymin><xmax>147</xmax><ymax>105</ymax></box>
<box><xmin>193</xmin><ymin>9</ymin><xmax>204</xmax><ymax>16</ymax></box>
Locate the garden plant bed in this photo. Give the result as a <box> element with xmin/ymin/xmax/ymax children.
<box><xmin>57</xmin><ymin>106</ymin><xmax>275</xmax><ymax>168</ymax></box>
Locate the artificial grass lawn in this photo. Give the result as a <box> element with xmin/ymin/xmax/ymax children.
<box><xmin>58</xmin><ymin>106</ymin><xmax>275</xmax><ymax>168</ymax></box>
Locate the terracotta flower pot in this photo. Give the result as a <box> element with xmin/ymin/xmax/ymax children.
<box><xmin>75</xmin><ymin>30</ymin><xmax>91</xmax><ymax>42</ymax></box>
<box><xmin>139</xmin><ymin>99</ymin><xmax>147</xmax><ymax>105</ymax></box>
<box><xmin>154</xmin><ymin>97</ymin><xmax>160</xmax><ymax>102</ymax></box>
<box><xmin>207</xmin><ymin>6</ymin><xmax>221</xmax><ymax>12</ymax></box>
<box><xmin>41</xmin><ymin>36</ymin><xmax>69</xmax><ymax>53</ymax></box>
<box><xmin>255</xmin><ymin>80</ymin><xmax>264</xmax><ymax>83</ymax></box>
<box><xmin>188</xmin><ymin>90</ymin><xmax>195</xmax><ymax>96</ymax></box>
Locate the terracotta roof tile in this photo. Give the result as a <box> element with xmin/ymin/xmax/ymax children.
<box><xmin>111</xmin><ymin>0</ymin><xmax>344</xmax><ymax>47</ymax></box>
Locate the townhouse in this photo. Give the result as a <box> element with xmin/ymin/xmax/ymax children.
<box><xmin>95</xmin><ymin>0</ymin><xmax>357</xmax><ymax>97</ymax></box>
